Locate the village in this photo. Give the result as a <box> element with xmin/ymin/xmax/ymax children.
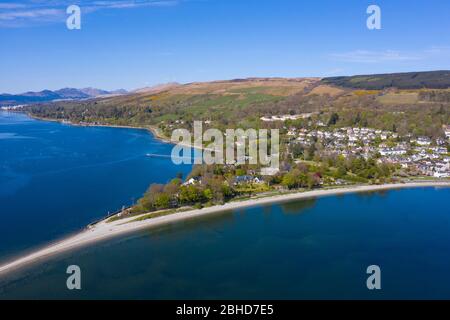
<box><xmin>285</xmin><ymin>121</ymin><xmax>450</xmax><ymax>178</ymax></box>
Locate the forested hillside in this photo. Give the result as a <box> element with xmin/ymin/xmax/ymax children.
<box><xmin>322</xmin><ymin>71</ymin><xmax>450</xmax><ymax>90</ymax></box>
<box><xmin>24</xmin><ymin>72</ymin><xmax>450</xmax><ymax>138</ymax></box>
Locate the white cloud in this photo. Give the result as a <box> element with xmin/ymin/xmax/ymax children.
<box><xmin>0</xmin><ymin>3</ymin><xmax>28</xmax><ymax>9</ymax></box>
<box><xmin>423</xmin><ymin>46</ymin><xmax>450</xmax><ymax>55</ymax></box>
<box><xmin>329</xmin><ymin>50</ymin><xmax>420</xmax><ymax>63</ymax></box>
<box><xmin>0</xmin><ymin>0</ymin><xmax>179</xmax><ymax>27</ymax></box>
<box><xmin>329</xmin><ymin>47</ymin><xmax>450</xmax><ymax>64</ymax></box>
<box><xmin>0</xmin><ymin>8</ymin><xmax>64</xmax><ymax>21</ymax></box>
<box><xmin>92</xmin><ymin>1</ymin><xmax>177</xmax><ymax>8</ymax></box>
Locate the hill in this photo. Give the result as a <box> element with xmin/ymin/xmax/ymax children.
<box><xmin>24</xmin><ymin>72</ymin><xmax>450</xmax><ymax>138</ymax></box>
<box><xmin>133</xmin><ymin>82</ymin><xmax>180</xmax><ymax>94</ymax></box>
<box><xmin>322</xmin><ymin>70</ymin><xmax>450</xmax><ymax>90</ymax></box>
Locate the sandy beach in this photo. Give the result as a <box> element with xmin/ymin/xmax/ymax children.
<box><xmin>0</xmin><ymin>181</ymin><xmax>449</xmax><ymax>276</ymax></box>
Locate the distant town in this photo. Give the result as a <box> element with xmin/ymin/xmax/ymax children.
<box><xmin>0</xmin><ymin>105</ymin><xmax>25</xmax><ymax>111</ymax></box>
<box><xmin>277</xmin><ymin>115</ymin><xmax>450</xmax><ymax>179</ymax></box>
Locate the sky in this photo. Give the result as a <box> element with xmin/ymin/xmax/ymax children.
<box><xmin>0</xmin><ymin>0</ymin><xmax>449</xmax><ymax>93</ymax></box>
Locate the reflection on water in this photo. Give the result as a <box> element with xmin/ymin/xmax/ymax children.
<box><xmin>279</xmin><ymin>198</ymin><xmax>317</xmax><ymax>215</ymax></box>
<box><xmin>354</xmin><ymin>189</ymin><xmax>390</xmax><ymax>199</ymax></box>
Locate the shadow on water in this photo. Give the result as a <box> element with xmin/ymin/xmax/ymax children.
<box><xmin>279</xmin><ymin>198</ymin><xmax>317</xmax><ymax>215</ymax></box>
<box><xmin>355</xmin><ymin>189</ymin><xmax>390</xmax><ymax>198</ymax></box>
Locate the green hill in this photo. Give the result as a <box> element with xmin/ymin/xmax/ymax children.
<box><xmin>24</xmin><ymin>73</ymin><xmax>450</xmax><ymax>138</ymax></box>
<box><xmin>322</xmin><ymin>70</ymin><xmax>450</xmax><ymax>90</ymax></box>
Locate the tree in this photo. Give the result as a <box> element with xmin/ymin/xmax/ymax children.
<box><xmin>139</xmin><ymin>184</ymin><xmax>165</xmax><ymax>210</ymax></box>
<box><xmin>353</xmin><ymin>112</ymin><xmax>361</xmax><ymax>125</ymax></box>
<box><xmin>336</xmin><ymin>162</ymin><xmax>347</xmax><ymax>178</ymax></box>
<box><xmin>207</xmin><ymin>177</ymin><xmax>228</xmax><ymax>203</ymax></box>
<box><xmin>392</xmin><ymin>124</ymin><xmax>397</xmax><ymax>133</ymax></box>
<box><xmin>328</xmin><ymin>113</ymin><xmax>339</xmax><ymax>126</ymax></box>
<box><xmin>290</xmin><ymin>143</ymin><xmax>304</xmax><ymax>158</ymax></box>
<box><xmin>164</xmin><ymin>181</ymin><xmax>180</xmax><ymax>197</ymax></box>
<box><xmin>306</xmin><ymin>173</ymin><xmax>318</xmax><ymax>189</ymax></box>
<box><xmin>281</xmin><ymin>169</ymin><xmax>308</xmax><ymax>189</ymax></box>
<box><xmin>154</xmin><ymin>193</ymin><xmax>170</xmax><ymax>209</ymax></box>
<box><xmin>305</xmin><ymin>143</ymin><xmax>316</xmax><ymax>160</ymax></box>
<box><xmin>179</xmin><ymin>185</ymin><xmax>203</xmax><ymax>204</ymax></box>
<box><xmin>221</xmin><ymin>184</ymin><xmax>234</xmax><ymax>200</ymax></box>
<box><xmin>203</xmin><ymin>188</ymin><xmax>213</xmax><ymax>201</ymax></box>
<box><xmin>281</xmin><ymin>173</ymin><xmax>297</xmax><ymax>189</ymax></box>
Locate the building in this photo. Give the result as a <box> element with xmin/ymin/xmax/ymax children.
<box><xmin>233</xmin><ymin>175</ymin><xmax>263</xmax><ymax>185</ymax></box>
<box><xmin>416</xmin><ymin>137</ymin><xmax>432</xmax><ymax>146</ymax></box>
<box><xmin>444</xmin><ymin>125</ymin><xmax>450</xmax><ymax>139</ymax></box>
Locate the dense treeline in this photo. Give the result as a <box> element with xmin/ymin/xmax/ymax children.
<box><xmin>419</xmin><ymin>90</ymin><xmax>450</xmax><ymax>103</ymax></box>
<box><xmin>128</xmin><ymin>152</ymin><xmax>396</xmax><ymax>217</ymax></box>
<box><xmin>322</xmin><ymin>106</ymin><xmax>449</xmax><ymax>138</ymax></box>
<box><xmin>322</xmin><ymin>71</ymin><xmax>450</xmax><ymax>90</ymax></box>
<box><xmin>132</xmin><ymin>165</ymin><xmax>237</xmax><ymax>214</ymax></box>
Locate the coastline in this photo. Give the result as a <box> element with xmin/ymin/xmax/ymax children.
<box><xmin>1</xmin><ymin>181</ymin><xmax>449</xmax><ymax>276</ymax></box>
<box><xmin>28</xmin><ymin>113</ymin><xmax>172</xmax><ymax>144</ymax></box>
<box><xmin>28</xmin><ymin>114</ymin><xmax>208</xmax><ymax>151</ymax></box>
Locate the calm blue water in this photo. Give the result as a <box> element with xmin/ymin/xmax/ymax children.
<box><xmin>0</xmin><ymin>111</ymin><xmax>191</xmax><ymax>262</ymax></box>
<box><xmin>0</xmin><ymin>186</ymin><xmax>449</xmax><ymax>299</ymax></box>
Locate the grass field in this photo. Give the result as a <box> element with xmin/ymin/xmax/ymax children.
<box><xmin>377</xmin><ymin>92</ymin><xmax>419</xmax><ymax>105</ymax></box>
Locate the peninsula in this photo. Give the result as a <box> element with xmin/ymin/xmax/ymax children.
<box><xmin>0</xmin><ymin>181</ymin><xmax>449</xmax><ymax>276</ymax></box>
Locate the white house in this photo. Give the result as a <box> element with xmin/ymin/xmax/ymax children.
<box><xmin>444</xmin><ymin>125</ymin><xmax>450</xmax><ymax>139</ymax></box>
<box><xmin>417</xmin><ymin>137</ymin><xmax>432</xmax><ymax>146</ymax></box>
<box><xmin>183</xmin><ymin>177</ymin><xmax>199</xmax><ymax>186</ymax></box>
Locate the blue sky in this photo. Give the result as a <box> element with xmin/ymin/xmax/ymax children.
<box><xmin>1</xmin><ymin>0</ymin><xmax>449</xmax><ymax>93</ymax></box>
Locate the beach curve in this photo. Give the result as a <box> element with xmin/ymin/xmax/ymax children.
<box><xmin>0</xmin><ymin>181</ymin><xmax>449</xmax><ymax>276</ymax></box>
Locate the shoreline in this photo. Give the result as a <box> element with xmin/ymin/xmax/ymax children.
<box><xmin>27</xmin><ymin>114</ymin><xmax>172</xmax><ymax>143</ymax></box>
<box><xmin>28</xmin><ymin>114</ymin><xmax>209</xmax><ymax>151</ymax></box>
<box><xmin>1</xmin><ymin>181</ymin><xmax>449</xmax><ymax>276</ymax></box>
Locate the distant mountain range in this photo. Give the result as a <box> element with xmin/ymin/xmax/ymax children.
<box><xmin>3</xmin><ymin>70</ymin><xmax>450</xmax><ymax>107</ymax></box>
<box><xmin>17</xmin><ymin>70</ymin><xmax>450</xmax><ymax>143</ymax></box>
<box><xmin>0</xmin><ymin>87</ymin><xmax>128</xmax><ymax>106</ymax></box>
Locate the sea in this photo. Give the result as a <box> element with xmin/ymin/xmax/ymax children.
<box><xmin>1</xmin><ymin>111</ymin><xmax>450</xmax><ymax>299</ymax></box>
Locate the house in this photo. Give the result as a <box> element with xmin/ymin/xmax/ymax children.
<box><xmin>434</xmin><ymin>171</ymin><xmax>450</xmax><ymax>178</ymax></box>
<box><xmin>183</xmin><ymin>177</ymin><xmax>200</xmax><ymax>186</ymax></box>
<box><xmin>432</xmin><ymin>147</ymin><xmax>447</xmax><ymax>154</ymax></box>
<box><xmin>443</xmin><ymin>125</ymin><xmax>450</xmax><ymax>139</ymax></box>
<box><xmin>287</xmin><ymin>129</ymin><xmax>297</xmax><ymax>136</ymax></box>
<box><xmin>260</xmin><ymin>114</ymin><xmax>305</xmax><ymax>122</ymax></box>
<box><xmin>379</xmin><ymin>148</ymin><xmax>407</xmax><ymax>156</ymax></box>
<box><xmin>261</xmin><ymin>167</ymin><xmax>280</xmax><ymax>176</ymax></box>
<box><xmin>316</xmin><ymin>121</ymin><xmax>326</xmax><ymax>127</ymax></box>
<box><xmin>417</xmin><ymin>136</ymin><xmax>432</xmax><ymax>146</ymax></box>
<box><xmin>233</xmin><ymin>175</ymin><xmax>263</xmax><ymax>185</ymax></box>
